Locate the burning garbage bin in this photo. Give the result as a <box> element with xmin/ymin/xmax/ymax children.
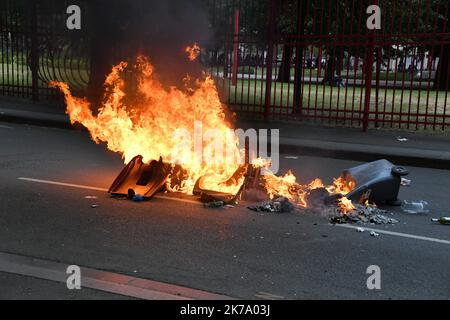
<box><xmin>342</xmin><ymin>159</ymin><xmax>408</xmax><ymax>206</ymax></box>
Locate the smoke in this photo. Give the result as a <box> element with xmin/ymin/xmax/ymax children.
<box><xmin>93</xmin><ymin>0</ymin><xmax>212</xmax><ymax>88</ymax></box>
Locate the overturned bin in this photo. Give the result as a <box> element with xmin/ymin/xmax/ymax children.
<box><xmin>342</xmin><ymin>159</ymin><xmax>408</xmax><ymax>206</ymax></box>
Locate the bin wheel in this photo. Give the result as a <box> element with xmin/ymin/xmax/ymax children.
<box><xmin>391</xmin><ymin>166</ymin><xmax>409</xmax><ymax>176</ymax></box>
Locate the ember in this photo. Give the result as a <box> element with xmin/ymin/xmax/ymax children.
<box><xmin>185</xmin><ymin>43</ymin><xmax>201</xmax><ymax>61</ymax></box>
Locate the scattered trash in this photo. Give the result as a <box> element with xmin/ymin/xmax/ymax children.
<box><xmin>431</xmin><ymin>217</ymin><xmax>450</xmax><ymax>225</ymax></box>
<box><xmin>370</xmin><ymin>231</ymin><xmax>380</xmax><ymax>237</ymax></box>
<box><xmin>396</xmin><ymin>136</ymin><xmax>409</xmax><ymax>142</ymax></box>
<box><xmin>357</xmin><ymin>227</ymin><xmax>365</xmax><ymax>232</ymax></box>
<box><xmin>248</xmin><ymin>197</ymin><xmax>295</xmax><ymax>213</ymax></box>
<box><xmin>401</xmin><ymin>200</ymin><xmax>429</xmax><ymax>214</ymax></box>
<box><xmin>91</xmin><ymin>204</ymin><xmax>98</xmax><ymax>208</ymax></box>
<box><xmin>330</xmin><ymin>202</ymin><xmax>399</xmax><ymax>225</ymax></box>
<box><xmin>400</xmin><ymin>178</ymin><xmax>411</xmax><ymax>187</ymax></box>
<box><xmin>204</xmin><ymin>200</ymin><xmax>224</xmax><ymax>208</ymax></box>
<box><xmin>132</xmin><ymin>194</ymin><xmax>145</xmax><ymax>202</ymax></box>
<box><xmin>84</xmin><ymin>195</ymin><xmax>97</xmax><ymax>199</ymax></box>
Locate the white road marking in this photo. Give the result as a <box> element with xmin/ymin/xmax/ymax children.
<box><xmin>255</xmin><ymin>291</ymin><xmax>285</xmax><ymax>300</ymax></box>
<box><xmin>18</xmin><ymin>177</ymin><xmax>108</xmax><ymax>192</ymax></box>
<box><xmin>0</xmin><ymin>125</ymin><xmax>13</xmax><ymax>129</ymax></box>
<box><xmin>0</xmin><ymin>252</ymin><xmax>233</xmax><ymax>300</ymax></box>
<box><xmin>335</xmin><ymin>224</ymin><xmax>450</xmax><ymax>245</ymax></box>
<box><xmin>17</xmin><ymin>177</ymin><xmax>201</xmax><ymax>205</ymax></box>
<box><xmin>18</xmin><ymin>178</ymin><xmax>450</xmax><ymax>245</ymax></box>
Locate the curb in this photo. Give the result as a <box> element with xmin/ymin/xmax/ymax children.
<box><xmin>0</xmin><ymin>108</ymin><xmax>71</xmax><ymax>129</ymax></box>
<box><xmin>279</xmin><ymin>142</ymin><xmax>450</xmax><ymax>170</ymax></box>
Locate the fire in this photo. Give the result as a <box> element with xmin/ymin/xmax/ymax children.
<box><xmin>262</xmin><ymin>172</ymin><xmax>325</xmax><ymax>208</ymax></box>
<box><xmin>50</xmin><ymin>54</ymin><xmax>357</xmax><ymax>206</ymax></box>
<box><xmin>338</xmin><ymin>197</ymin><xmax>356</xmax><ymax>214</ymax></box>
<box><xmin>326</xmin><ymin>176</ymin><xmax>356</xmax><ymax>194</ymax></box>
<box><xmin>262</xmin><ymin>171</ymin><xmax>356</xmax><ymax>208</ymax></box>
<box><xmin>50</xmin><ymin>56</ymin><xmax>242</xmax><ymax>195</ymax></box>
<box><xmin>185</xmin><ymin>43</ymin><xmax>201</xmax><ymax>61</ymax></box>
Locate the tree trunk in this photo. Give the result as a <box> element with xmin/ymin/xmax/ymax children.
<box><xmin>434</xmin><ymin>44</ymin><xmax>450</xmax><ymax>91</ymax></box>
<box><xmin>276</xmin><ymin>44</ymin><xmax>293</xmax><ymax>82</ymax></box>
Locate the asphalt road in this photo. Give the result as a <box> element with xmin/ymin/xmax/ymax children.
<box><xmin>0</xmin><ymin>122</ymin><xmax>449</xmax><ymax>299</ymax></box>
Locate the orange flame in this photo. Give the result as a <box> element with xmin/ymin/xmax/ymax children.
<box><xmin>326</xmin><ymin>176</ymin><xmax>356</xmax><ymax>195</ymax></box>
<box><xmin>262</xmin><ymin>172</ymin><xmax>326</xmax><ymax>208</ymax></box>
<box><xmin>262</xmin><ymin>171</ymin><xmax>356</xmax><ymax>208</ymax></box>
<box><xmin>50</xmin><ymin>56</ymin><xmax>242</xmax><ymax>195</ymax></box>
<box><xmin>185</xmin><ymin>43</ymin><xmax>201</xmax><ymax>61</ymax></box>
<box><xmin>338</xmin><ymin>197</ymin><xmax>356</xmax><ymax>214</ymax></box>
<box><xmin>50</xmin><ymin>54</ymin><xmax>357</xmax><ymax>205</ymax></box>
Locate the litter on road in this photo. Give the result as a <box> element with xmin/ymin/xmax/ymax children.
<box><xmin>203</xmin><ymin>201</ymin><xmax>224</xmax><ymax>208</ymax></box>
<box><xmin>401</xmin><ymin>200</ymin><xmax>429</xmax><ymax>214</ymax></box>
<box><xmin>329</xmin><ymin>202</ymin><xmax>399</xmax><ymax>225</ymax></box>
<box><xmin>401</xmin><ymin>178</ymin><xmax>411</xmax><ymax>186</ymax></box>
<box><xmin>431</xmin><ymin>217</ymin><xmax>450</xmax><ymax>225</ymax></box>
<box><xmin>247</xmin><ymin>197</ymin><xmax>295</xmax><ymax>213</ymax></box>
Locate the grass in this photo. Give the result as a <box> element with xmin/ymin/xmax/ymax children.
<box><xmin>0</xmin><ymin>63</ymin><xmax>89</xmax><ymax>90</ymax></box>
<box><xmin>1</xmin><ymin>61</ymin><xmax>447</xmax><ymax>130</ymax></box>
<box><xmin>217</xmin><ymin>78</ymin><xmax>449</xmax><ymax>129</ymax></box>
<box><xmin>210</xmin><ymin>65</ymin><xmax>434</xmax><ymax>82</ymax></box>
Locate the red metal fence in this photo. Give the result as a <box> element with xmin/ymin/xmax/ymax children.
<box><xmin>1</xmin><ymin>0</ymin><xmax>449</xmax><ymax>131</ymax></box>
<box><xmin>206</xmin><ymin>0</ymin><xmax>450</xmax><ymax>130</ymax></box>
<box><xmin>0</xmin><ymin>0</ymin><xmax>91</xmax><ymax>101</ymax></box>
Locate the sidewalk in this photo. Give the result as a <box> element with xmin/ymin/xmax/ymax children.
<box><xmin>237</xmin><ymin>120</ymin><xmax>450</xmax><ymax>169</ymax></box>
<box><xmin>1</xmin><ymin>97</ymin><xmax>449</xmax><ymax>169</ymax></box>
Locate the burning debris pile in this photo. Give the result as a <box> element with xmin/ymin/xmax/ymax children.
<box><xmin>51</xmin><ymin>52</ymin><xmax>408</xmax><ymax>224</ymax></box>
<box><xmin>330</xmin><ymin>202</ymin><xmax>399</xmax><ymax>225</ymax></box>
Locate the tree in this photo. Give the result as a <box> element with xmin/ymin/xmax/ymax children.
<box><xmin>433</xmin><ymin>0</ymin><xmax>450</xmax><ymax>90</ymax></box>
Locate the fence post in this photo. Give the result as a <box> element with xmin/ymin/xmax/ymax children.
<box><xmin>293</xmin><ymin>0</ymin><xmax>306</xmax><ymax>114</ymax></box>
<box><xmin>362</xmin><ymin>1</ymin><xmax>379</xmax><ymax>132</ymax></box>
<box><xmin>30</xmin><ymin>1</ymin><xmax>39</xmax><ymax>101</ymax></box>
<box><xmin>374</xmin><ymin>47</ymin><xmax>381</xmax><ymax>127</ymax></box>
<box><xmin>264</xmin><ymin>0</ymin><xmax>276</xmax><ymax>121</ymax></box>
<box><xmin>231</xmin><ymin>10</ymin><xmax>239</xmax><ymax>86</ymax></box>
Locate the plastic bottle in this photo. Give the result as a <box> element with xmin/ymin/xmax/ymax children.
<box><xmin>401</xmin><ymin>200</ymin><xmax>429</xmax><ymax>214</ymax></box>
<box><xmin>431</xmin><ymin>217</ymin><xmax>450</xmax><ymax>225</ymax></box>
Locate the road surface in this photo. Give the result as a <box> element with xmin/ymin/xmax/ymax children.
<box><xmin>0</xmin><ymin>122</ymin><xmax>449</xmax><ymax>299</ymax></box>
